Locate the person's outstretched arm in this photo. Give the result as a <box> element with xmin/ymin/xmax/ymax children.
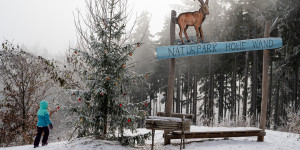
<box><xmin>45</xmin><ymin>111</ymin><xmax>53</xmax><ymax>129</ymax></box>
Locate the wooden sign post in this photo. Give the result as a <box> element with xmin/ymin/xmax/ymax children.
<box><xmin>164</xmin><ymin>10</ymin><xmax>176</xmax><ymax>145</ymax></box>
<box><xmin>160</xmin><ymin>10</ymin><xmax>283</xmax><ymax>145</ymax></box>
<box><xmin>258</xmin><ymin>20</ymin><xmax>272</xmax><ymax>142</ymax></box>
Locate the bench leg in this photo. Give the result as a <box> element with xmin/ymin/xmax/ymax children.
<box><xmin>183</xmin><ymin>130</ymin><xmax>185</xmax><ymax>149</ymax></box>
<box><xmin>257</xmin><ymin>136</ymin><xmax>263</xmax><ymax>142</ymax></box>
<box><xmin>182</xmin><ymin>117</ymin><xmax>185</xmax><ymax>149</ymax></box>
<box><xmin>152</xmin><ymin>129</ymin><xmax>155</xmax><ymax>150</ymax></box>
<box><xmin>164</xmin><ymin>130</ymin><xmax>171</xmax><ymax>145</ymax></box>
<box><xmin>257</xmin><ymin>131</ymin><xmax>266</xmax><ymax>142</ymax></box>
<box><xmin>180</xmin><ymin>133</ymin><xmax>183</xmax><ymax>150</ymax></box>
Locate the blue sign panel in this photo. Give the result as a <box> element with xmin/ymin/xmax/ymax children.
<box><xmin>157</xmin><ymin>38</ymin><xmax>283</xmax><ymax>60</ymax></box>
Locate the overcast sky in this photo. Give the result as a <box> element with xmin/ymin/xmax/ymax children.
<box><xmin>0</xmin><ymin>0</ymin><xmax>182</xmax><ymax>58</ymax></box>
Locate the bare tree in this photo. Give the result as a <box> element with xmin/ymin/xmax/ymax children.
<box><xmin>0</xmin><ymin>41</ymin><xmax>57</xmax><ymax>146</ymax></box>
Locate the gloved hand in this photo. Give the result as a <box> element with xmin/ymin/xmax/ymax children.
<box><xmin>49</xmin><ymin>124</ymin><xmax>53</xmax><ymax>130</ymax></box>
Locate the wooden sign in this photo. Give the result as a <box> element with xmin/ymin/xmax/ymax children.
<box><xmin>157</xmin><ymin>38</ymin><xmax>283</xmax><ymax>60</ymax></box>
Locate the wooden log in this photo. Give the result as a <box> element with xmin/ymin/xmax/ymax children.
<box><xmin>168</xmin><ymin>130</ymin><xmax>266</xmax><ymax>139</ymax></box>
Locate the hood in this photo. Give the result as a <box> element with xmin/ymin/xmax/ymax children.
<box><xmin>40</xmin><ymin>100</ymin><xmax>48</xmax><ymax>109</ymax></box>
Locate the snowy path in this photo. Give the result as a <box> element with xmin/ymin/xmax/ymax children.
<box><xmin>1</xmin><ymin>126</ymin><xmax>299</xmax><ymax>150</ymax></box>
<box><xmin>0</xmin><ymin>138</ymin><xmax>129</xmax><ymax>150</ymax></box>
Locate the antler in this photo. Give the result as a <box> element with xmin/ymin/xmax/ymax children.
<box><xmin>198</xmin><ymin>0</ymin><xmax>205</xmax><ymax>5</ymax></box>
<box><xmin>206</xmin><ymin>0</ymin><xmax>209</xmax><ymax>4</ymax></box>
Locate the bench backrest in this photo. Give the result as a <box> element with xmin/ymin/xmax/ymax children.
<box><xmin>157</xmin><ymin>112</ymin><xmax>194</xmax><ymax>121</ymax></box>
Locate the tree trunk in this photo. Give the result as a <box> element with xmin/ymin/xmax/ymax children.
<box><xmin>149</xmin><ymin>83</ymin><xmax>155</xmax><ymax>115</ymax></box>
<box><xmin>156</xmin><ymin>91</ymin><xmax>158</xmax><ymax>115</ymax></box>
<box><xmin>251</xmin><ymin>51</ymin><xmax>258</xmax><ymax>125</ymax></box>
<box><xmin>22</xmin><ymin>95</ymin><xmax>26</xmax><ymax>132</ymax></box>
<box><xmin>190</xmin><ymin>73</ymin><xmax>193</xmax><ymax>115</ymax></box>
<box><xmin>230</xmin><ymin>54</ymin><xmax>236</xmax><ymax>121</ymax></box>
<box><xmin>181</xmin><ymin>76</ymin><xmax>184</xmax><ymax>114</ymax></box>
<box><xmin>231</xmin><ymin>54</ymin><xmax>237</xmax><ymax>121</ymax></box>
<box><xmin>296</xmin><ymin>67</ymin><xmax>299</xmax><ymax>110</ymax></box>
<box><xmin>173</xmin><ymin>89</ymin><xmax>175</xmax><ymax>113</ymax></box>
<box><xmin>284</xmin><ymin>90</ymin><xmax>288</xmax><ymax>117</ymax></box>
<box><xmin>193</xmin><ymin>65</ymin><xmax>197</xmax><ymax>123</ymax></box>
<box><xmin>224</xmin><ymin>75</ymin><xmax>228</xmax><ymax>121</ymax></box>
<box><xmin>238</xmin><ymin>78</ymin><xmax>241</xmax><ymax>118</ymax></box>
<box><xmin>281</xmin><ymin>90</ymin><xmax>287</xmax><ymax>124</ymax></box>
<box><xmin>267</xmin><ymin>61</ymin><xmax>273</xmax><ymax>128</ymax></box>
<box><xmin>293</xmin><ymin>67</ymin><xmax>298</xmax><ymax>110</ymax></box>
<box><xmin>103</xmin><ymin>96</ymin><xmax>109</xmax><ymax>135</ymax></box>
<box><xmin>149</xmin><ymin>93</ymin><xmax>153</xmax><ymax>116</ymax></box>
<box><xmin>204</xmin><ymin>78</ymin><xmax>208</xmax><ymax>118</ymax></box>
<box><xmin>138</xmin><ymin>86</ymin><xmax>146</xmax><ymax>127</ymax></box>
<box><xmin>208</xmin><ymin>55</ymin><xmax>214</xmax><ymax>124</ymax></box>
<box><xmin>274</xmin><ymin>77</ymin><xmax>280</xmax><ymax>130</ymax></box>
<box><xmin>251</xmin><ymin>23</ymin><xmax>259</xmax><ymax>126</ymax></box>
<box><xmin>186</xmin><ymin>67</ymin><xmax>190</xmax><ymax>114</ymax></box>
<box><xmin>243</xmin><ymin>52</ymin><xmax>249</xmax><ymax>121</ymax></box>
<box><xmin>218</xmin><ymin>72</ymin><xmax>224</xmax><ymax>123</ymax></box>
<box><xmin>176</xmin><ymin>67</ymin><xmax>181</xmax><ymax>113</ymax></box>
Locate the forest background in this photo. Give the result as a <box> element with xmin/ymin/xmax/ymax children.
<box><xmin>0</xmin><ymin>0</ymin><xmax>299</xmax><ymax>147</ymax></box>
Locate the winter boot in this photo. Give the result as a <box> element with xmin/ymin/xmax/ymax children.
<box><xmin>34</xmin><ymin>145</ymin><xmax>39</xmax><ymax>148</ymax></box>
<box><xmin>42</xmin><ymin>142</ymin><xmax>48</xmax><ymax>146</ymax></box>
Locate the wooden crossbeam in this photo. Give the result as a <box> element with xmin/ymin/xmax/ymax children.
<box><xmin>167</xmin><ymin>130</ymin><xmax>266</xmax><ymax>139</ymax></box>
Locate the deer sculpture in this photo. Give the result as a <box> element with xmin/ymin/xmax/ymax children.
<box><xmin>177</xmin><ymin>0</ymin><xmax>209</xmax><ymax>44</ymax></box>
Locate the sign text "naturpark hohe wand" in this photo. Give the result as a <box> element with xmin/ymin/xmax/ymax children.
<box><xmin>156</xmin><ymin>38</ymin><xmax>282</xmax><ymax>60</ymax></box>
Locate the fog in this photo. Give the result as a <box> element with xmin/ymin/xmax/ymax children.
<box><xmin>0</xmin><ymin>0</ymin><xmax>182</xmax><ymax>58</ymax></box>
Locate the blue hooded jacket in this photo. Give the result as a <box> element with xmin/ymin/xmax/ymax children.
<box><xmin>37</xmin><ymin>100</ymin><xmax>52</xmax><ymax>127</ymax></box>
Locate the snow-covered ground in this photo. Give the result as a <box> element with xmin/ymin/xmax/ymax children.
<box><xmin>149</xmin><ymin>126</ymin><xmax>300</xmax><ymax>150</ymax></box>
<box><xmin>0</xmin><ymin>138</ymin><xmax>129</xmax><ymax>150</ymax></box>
<box><xmin>1</xmin><ymin>126</ymin><xmax>299</xmax><ymax>150</ymax></box>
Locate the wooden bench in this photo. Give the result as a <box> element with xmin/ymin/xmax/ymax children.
<box><xmin>147</xmin><ymin>112</ymin><xmax>266</xmax><ymax>149</ymax></box>
<box><xmin>166</xmin><ymin>129</ymin><xmax>266</xmax><ymax>139</ymax></box>
<box><xmin>146</xmin><ymin>115</ymin><xmax>191</xmax><ymax>150</ymax></box>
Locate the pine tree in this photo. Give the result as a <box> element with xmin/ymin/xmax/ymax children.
<box><xmin>72</xmin><ymin>0</ymin><xmax>150</xmax><ymax>143</ymax></box>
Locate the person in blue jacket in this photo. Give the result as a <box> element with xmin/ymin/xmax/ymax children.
<box><xmin>33</xmin><ymin>100</ymin><xmax>53</xmax><ymax>148</ymax></box>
